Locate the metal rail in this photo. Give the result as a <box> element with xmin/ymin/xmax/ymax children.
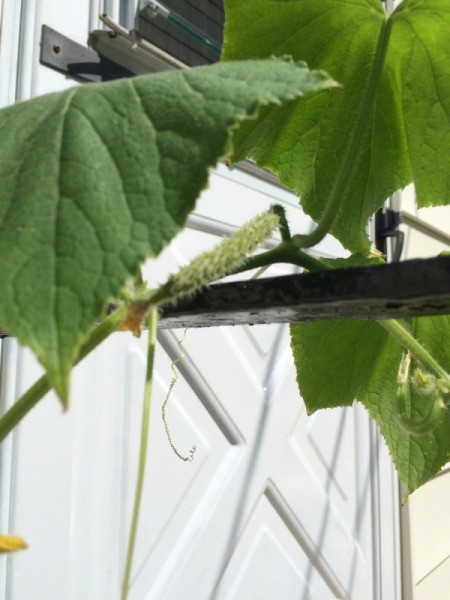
<box><xmin>157</xmin><ymin>255</ymin><xmax>450</xmax><ymax>329</ymax></box>
<box><xmin>401</xmin><ymin>211</ymin><xmax>450</xmax><ymax>247</ymax></box>
<box><xmin>2</xmin><ymin>256</ymin><xmax>449</xmax><ymax>339</ymax></box>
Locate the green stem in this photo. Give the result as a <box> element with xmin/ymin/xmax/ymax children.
<box><xmin>0</xmin><ymin>305</ymin><xmax>127</xmax><ymax>444</ymax></box>
<box><xmin>293</xmin><ymin>16</ymin><xmax>393</xmax><ymax>249</ymax></box>
<box><xmin>271</xmin><ymin>204</ymin><xmax>291</xmax><ymax>241</ymax></box>
<box><xmin>234</xmin><ymin>241</ymin><xmax>325</xmax><ymax>274</ymax></box>
<box><xmin>121</xmin><ymin>307</ymin><xmax>158</xmax><ymax>600</ymax></box>
<box><xmin>381</xmin><ymin>320</ymin><xmax>450</xmax><ymax>383</ymax></box>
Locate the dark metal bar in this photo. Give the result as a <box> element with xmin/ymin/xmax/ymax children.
<box><xmin>1</xmin><ymin>257</ymin><xmax>450</xmax><ymax>339</ymax></box>
<box><xmin>157</xmin><ymin>255</ymin><xmax>450</xmax><ymax>328</ymax></box>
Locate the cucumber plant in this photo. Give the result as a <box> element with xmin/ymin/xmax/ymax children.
<box><xmin>0</xmin><ymin>0</ymin><xmax>449</xmax><ymax>595</ymax></box>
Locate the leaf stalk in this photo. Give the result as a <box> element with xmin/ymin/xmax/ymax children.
<box><xmin>233</xmin><ymin>241</ymin><xmax>325</xmax><ymax>273</ymax></box>
<box><xmin>294</xmin><ymin>16</ymin><xmax>393</xmax><ymax>249</ymax></box>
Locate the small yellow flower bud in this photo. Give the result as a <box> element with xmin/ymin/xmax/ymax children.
<box><xmin>0</xmin><ymin>534</ymin><xmax>28</xmax><ymax>553</ymax></box>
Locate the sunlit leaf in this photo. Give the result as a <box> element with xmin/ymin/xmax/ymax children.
<box><xmin>223</xmin><ymin>0</ymin><xmax>450</xmax><ymax>251</ymax></box>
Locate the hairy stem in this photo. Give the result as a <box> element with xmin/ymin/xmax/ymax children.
<box><xmin>293</xmin><ymin>16</ymin><xmax>393</xmax><ymax>249</ymax></box>
<box><xmin>0</xmin><ymin>305</ymin><xmax>127</xmax><ymax>444</ymax></box>
<box><xmin>121</xmin><ymin>307</ymin><xmax>158</xmax><ymax>600</ymax></box>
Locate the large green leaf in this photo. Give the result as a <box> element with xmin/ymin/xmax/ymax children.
<box><xmin>291</xmin><ymin>273</ymin><xmax>450</xmax><ymax>494</ymax></box>
<box><xmin>290</xmin><ymin>320</ymin><xmax>389</xmax><ymax>410</ymax></box>
<box><xmin>0</xmin><ymin>59</ymin><xmax>334</xmax><ymax>402</ymax></box>
<box><xmin>222</xmin><ymin>0</ymin><xmax>450</xmax><ymax>252</ymax></box>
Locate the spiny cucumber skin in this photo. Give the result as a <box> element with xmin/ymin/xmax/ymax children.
<box><xmin>153</xmin><ymin>210</ymin><xmax>279</xmax><ymax>305</ymax></box>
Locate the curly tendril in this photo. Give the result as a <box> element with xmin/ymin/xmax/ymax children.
<box><xmin>162</xmin><ymin>329</ymin><xmax>196</xmax><ymax>462</ymax></box>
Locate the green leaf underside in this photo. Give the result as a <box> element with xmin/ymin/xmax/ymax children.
<box><xmin>290</xmin><ymin>256</ymin><xmax>450</xmax><ymax>494</ymax></box>
<box><xmin>0</xmin><ymin>59</ymin><xmax>334</xmax><ymax>401</ymax></box>
<box><xmin>223</xmin><ymin>0</ymin><xmax>450</xmax><ymax>252</ymax></box>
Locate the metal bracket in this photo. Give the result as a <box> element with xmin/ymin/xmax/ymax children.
<box><xmin>40</xmin><ymin>25</ymin><xmax>133</xmax><ymax>82</ymax></box>
<box><xmin>375</xmin><ymin>208</ymin><xmax>404</xmax><ymax>262</ymax></box>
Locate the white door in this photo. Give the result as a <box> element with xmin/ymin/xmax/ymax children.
<box><xmin>0</xmin><ymin>2</ymin><xmax>401</xmax><ymax>599</ymax></box>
